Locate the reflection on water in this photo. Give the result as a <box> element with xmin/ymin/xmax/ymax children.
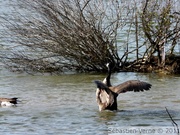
<box><xmin>0</xmin><ymin>69</ymin><xmax>180</xmax><ymax>135</ymax></box>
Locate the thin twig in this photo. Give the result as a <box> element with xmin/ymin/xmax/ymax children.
<box><xmin>165</xmin><ymin>107</ymin><xmax>179</xmax><ymax>135</ymax></box>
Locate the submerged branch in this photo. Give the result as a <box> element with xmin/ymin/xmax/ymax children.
<box><xmin>165</xmin><ymin>107</ymin><xmax>179</xmax><ymax>135</ymax></box>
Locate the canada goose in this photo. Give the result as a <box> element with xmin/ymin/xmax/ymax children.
<box><xmin>0</xmin><ymin>98</ymin><xmax>18</xmax><ymax>107</ymax></box>
<box><xmin>94</xmin><ymin>64</ymin><xmax>152</xmax><ymax>111</ymax></box>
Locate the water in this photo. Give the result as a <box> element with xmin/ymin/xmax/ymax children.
<box><xmin>0</xmin><ymin>69</ymin><xmax>180</xmax><ymax>135</ymax></box>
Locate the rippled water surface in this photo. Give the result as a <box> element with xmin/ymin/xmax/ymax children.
<box><xmin>0</xmin><ymin>69</ymin><xmax>180</xmax><ymax>135</ymax></box>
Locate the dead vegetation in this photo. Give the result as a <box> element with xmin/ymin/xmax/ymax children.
<box><xmin>0</xmin><ymin>0</ymin><xmax>179</xmax><ymax>74</ymax></box>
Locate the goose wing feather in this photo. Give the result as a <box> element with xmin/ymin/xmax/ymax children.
<box><xmin>94</xmin><ymin>80</ymin><xmax>112</xmax><ymax>95</ymax></box>
<box><xmin>110</xmin><ymin>80</ymin><xmax>152</xmax><ymax>94</ymax></box>
<box><xmin>94</xmin><ymin>80</ymin><xmax>118</xmax><ymax>95</ymax></box>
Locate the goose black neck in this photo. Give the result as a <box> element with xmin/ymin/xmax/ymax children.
<box><xmin>106</xmin><ymin>64</ymin><xmax>112</xmax><ymax>87</ymax></box>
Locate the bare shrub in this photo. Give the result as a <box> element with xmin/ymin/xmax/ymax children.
<box><xmin>0</xmin><ymin>0</ymin><xmax>124</xmax><ymax>73</ymax></box>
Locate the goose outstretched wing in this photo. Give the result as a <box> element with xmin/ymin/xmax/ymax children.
<box><xmin>94</xmin><ymin>80</ymin><xmax>112</xmax><ymax>95</ymax></box>
<box><xmin>110</xmin><ymin>80</ymin><xmax>152</xmax><ymax>94</ymax></box>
